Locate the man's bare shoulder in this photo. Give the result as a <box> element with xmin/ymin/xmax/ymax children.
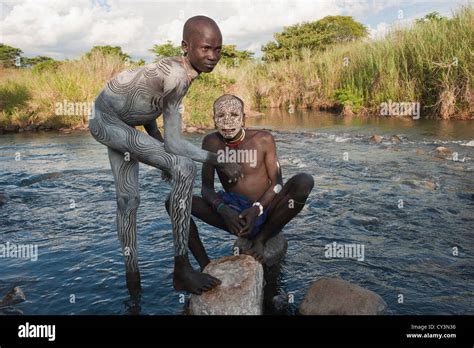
<box><xmin>247</xmin><ymin>129</ymin><xmax>275</xmax><ymax>144</ymax></box>
<box><xmin>202</xmin><ymin>132</ymin><xmax>222</xmax><ymax>151</ymax></box>
<box><xmin>155</xmin><ymin>56</ymin><xmax>188</xmax><ymax>82</ymax></box>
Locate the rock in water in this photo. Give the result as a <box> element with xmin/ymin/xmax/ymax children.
<box><xmin>390</xmin><ymin>135</ymin><xmax>402</xmax><ymax>144</ymax></box>
<box><xmin>348</xmin><ymin>214</ymin><xmax>380</xmax><ymax>226</ymax></box>
<box><xmin>233</xmin><ymin>234</ymin><xmax>288</xmax><ymax>267</ymax></box>
<box><xmin>0</xmin><ymin>192</ymin><xmax>7</xmax><ymax>207</ymax></box>
<box><xmin>369</xmin><ymin>134</ymin><xmax>383</xmax><ymax>143</ymax></box>
<box><xmin>0</xmin><ymin>287</ymin><xmax>26</xmax><ymax>307</ymax></box>
<box><xmin>299</xmin><ymin>278</ymin><xmax>387</xmax><ymax>315</ymax></box>
<box><xmin>189</xmin><ymin>255</ymin><xmax>264</xmax><ymax>315</ymax></box>
<box><xmin>461</xmin><ymin>140</ymin><xmax>474</xmax><ymax>147</ymax></box>
<box><xmin>435</xmin><ymin>146</ymin><xmax>452</xmax><ymax>155</ymax></box>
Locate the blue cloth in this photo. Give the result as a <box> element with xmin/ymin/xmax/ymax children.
<box><xmin>217</xmin><ymin>190</ymin><xmax>268</xmax><ymax>239</ymax></box>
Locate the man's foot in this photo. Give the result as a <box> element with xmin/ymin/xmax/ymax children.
<box><xmin>125</xmin><ymin>271</ymin><xmax>142</xmax><ymax>298</ymax></box>
<box><xmin>198</xmin><ymin>258</ymin><xmax>211</xmax><ymax>272</ymax></box>
<box><xmin>242</xmin><ymin>239</ymin><xmax>265</xmax><ymax>263</ymax></box>
<box><xmin>173</xmin><ymin>255</ymin><xmax>221</xmax><ymax>295</ymax></box>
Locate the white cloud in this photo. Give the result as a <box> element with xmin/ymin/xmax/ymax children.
<box><xmin>0</xmin><ymin>0</ymin><xmax>461</xmax><ymax>61</ymax></box>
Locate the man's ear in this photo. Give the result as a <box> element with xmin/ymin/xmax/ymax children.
<box><xmin>242</xmin><ymin>113</ymin><xmax>246</xmax><ymax>128</ymax></box>
<box><xmin>181</xmin><ymin>40</ymin><xmax>188</xmax><ymax>55</ymax></box>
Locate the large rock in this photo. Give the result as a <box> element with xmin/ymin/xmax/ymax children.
<box><xmin>189</xmin><ymin>255</ymin><xmax>264</xmax><ymax>315</ymax></box>
<box><xmin>299</xmin><ymin>278</ymin><xmax>387</xmax><ymax>315</ymax></box>
<box><xmin>233</xmin><ymin>234</ymin><xmax>288</xmax><ymax>267</ymax></box>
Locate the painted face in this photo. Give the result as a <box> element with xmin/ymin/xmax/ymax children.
<box><xmin>214</xmin><ymin>98</ymin><xmax>244</xmax><ymax>139</ymax></box>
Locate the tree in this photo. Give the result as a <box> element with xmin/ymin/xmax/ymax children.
<box><xmin>416</xmin><ymin>11</ymin><xmax>447</xmax><ymax>24</ymax></box>
<box><xmin>262</xmin><ymin>16</ymin><xmax>368</xmax><ymax>61</ymax></box>
<box><xmin>0</xmin><ymin>43</ymin><xmax>23</xmax><ymax>68</ymax></box>
<box><xmin>149</xmin><ymin>41</ymin><xmax>182</xmax><ymax>61</ymax></box>
<box><xmin>220</xmin><ymin>45</ymin><xmax>254</xmax><ymax>67</ymax></box>
<box><xmin>21</xmin><ymin>55</ymin><xmax>54</xmax><ymax>67</ymax></box>
<box><xmin>85</xmin><ymin>46</ymin><xmax>130</xmax><ymax>62</ymax></box>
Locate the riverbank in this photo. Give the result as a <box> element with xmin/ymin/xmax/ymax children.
<box><xmin>0</xmin><ymin>6</ymin><xmax>472</xmax><ymax>132</ymax></box>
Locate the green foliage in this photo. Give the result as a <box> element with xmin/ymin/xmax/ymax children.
<box><xmin>31</xmin><ymin>59</ymin><xmax>62</xmax><ymax>74</ymax></box>
<box><xmin>0</xmin><ymin>82</ymin><xmax>30</xmax><ymax>115</ymax></box>
<box><xmin>220</xmin><ymin>45</ymin><xmax>254</xmax><ymax>67</ymax></box>
<box><xmin>416</xmin><ymin>11</ymin><xmax>447</xmax><ymax>24</ymax></box>
<box><xmin>0</xmin><ymin>43</ymin><xmax>22</xmax><ymax>68</ymax></box>
<box><xmin>150</xmin><ymin>41</ymin><xmax>182</xmax><ymax>60</ymax></box>
<box><xmin>262</xmin><ymin>16</ymin><xmax>368</xmax><ymax>61</ymax></box>
<box><xmin>333</xmin><ymin>88</ymin><xmax>364</xmax><ymax>111</ymax></box>
<box><xmin>85</xmin><ymin>46</ymin><xmax>130</xmax><ymax>62</ymax></box>
<box><xmin>21</xmin><ymin>56</ymin><xmax>54</xmax><ymax>67</ymax></box>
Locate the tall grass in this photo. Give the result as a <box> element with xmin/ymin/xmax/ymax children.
<box><xmin>241</xmin><ymin>6</ymin><xmax>473</xmax><ymax>119</ymax></box>
<box><xmin>0</xmin><ymin>5</ymin><xmax>472</xmax><ymax>131</ymax></box>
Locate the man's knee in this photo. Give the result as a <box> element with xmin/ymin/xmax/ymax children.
<box><xmin>172</xmin><ymin>156</ymin><xmax>197</xmax><ymax>180</ymax></box>
<box><xmin>117</xmin><ymin>193</ymin><xmax>140</xmax><ymax>212</ymax></box>
<box><xmin>292</xmin><ymin>173</ymin><xmax>314</xmax><ymax>201</ymax></box>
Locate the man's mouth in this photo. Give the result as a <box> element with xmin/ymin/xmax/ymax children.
<box><xmin>204</xmin><ymin>63</ymin><xmax>216</xmax><ymax>69</ymax></box>
<box><xmin>222</xmin><ymin>128</ymin><xmax>236</xmax><ymax>134</ymax></box>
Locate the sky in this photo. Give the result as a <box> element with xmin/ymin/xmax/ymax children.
<box><xmin>0</xmin><ymin>0</ymin><xmax>470</xmax><ymax>62</ymax></box>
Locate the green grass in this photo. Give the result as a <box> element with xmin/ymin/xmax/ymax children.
<box><xmin>240</xmin><ymin>6</ymin><xmax>473</xmax><ymax>119</ymax></box>
<box><xmin>0</xmin><ymin>5</ymin><xmax>472</xmax><ymax>131</ymax></box>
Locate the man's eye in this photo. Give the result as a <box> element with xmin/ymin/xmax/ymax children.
<box><xmin>202</xmin><ymin>47</ymin><xmax>209</xmax><ymax>51</ymax></box>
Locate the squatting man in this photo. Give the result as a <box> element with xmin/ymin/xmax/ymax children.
<box><xmin>166</xmin><ymin>94</ymin><xmax>314</xmax><ymax>276</ymax></box>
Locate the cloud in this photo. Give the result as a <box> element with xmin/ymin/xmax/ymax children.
<box><xmin>0</xmin><ymin>0</ymin><xmax>461</xmax><ymax>61</ymax></box>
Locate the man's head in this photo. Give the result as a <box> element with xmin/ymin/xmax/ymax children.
<box><xmin>182</xmin><ymin>16</ymin><xmax>222</xmax><ymax>73</ymax></box>
<box><xmin>213</xmin><ymin>94</ymin><xmax>245</xmax><ymax>139</ymax></box>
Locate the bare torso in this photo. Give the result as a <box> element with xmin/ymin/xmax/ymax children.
<box><xmin>204</xmin><ymin>129</ymin><xmax>272</xmax><ymax>201</ymax></box>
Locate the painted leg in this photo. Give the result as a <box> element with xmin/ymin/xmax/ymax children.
<box><xmin>166</xmin><ymin>195</ymin><xmax>228</xmax><ymax>271</ymax></box>
<box><xmin>108</xmin><ymin>147</ymin><xmax>141</xmax><ymax>296</ymax></box>
<box><xmin>90</xmin><ymin>106</ymin><xmax>220</xmax><ymax>294</ymax></box>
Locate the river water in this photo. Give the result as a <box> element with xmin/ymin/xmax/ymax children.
<box><xmin>0</xmin><ymin>109</ymin><xmax>473</xmax><ymax>315</ymax></box>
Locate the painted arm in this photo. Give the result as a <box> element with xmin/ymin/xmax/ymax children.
<box><xmin>144</xmin><ymin>120</ymin><xmax>164</xmax><ymax>142</ymax></box>
<box><xmin>162</xmin><ymin>78</ymin><xmax>218</xmax><ymax>165</ymax></box>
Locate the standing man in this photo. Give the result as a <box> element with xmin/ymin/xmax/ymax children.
<box><xmin>89</xmin><ymin>16</ymin><xmax>241</xmax><ymax>295</ymax></box>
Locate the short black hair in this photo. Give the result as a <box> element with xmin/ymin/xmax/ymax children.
<box><xmin>183</xmin><ymin>15</ymin><xmax>221</xmax><ymax>43</ymax></box>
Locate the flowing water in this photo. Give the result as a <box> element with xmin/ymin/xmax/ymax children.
<box><xmin>0</xmin><ymin>109</ymin><xmax>473</xmax><ymax>315</ymax></box>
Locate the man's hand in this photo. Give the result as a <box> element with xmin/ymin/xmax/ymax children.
<box><xmin>219</xmin><ymin>162</ymin><xmax>243</xmax><ymax>184</ymax></box>
<box><xmin>238</xmin><ymin>206</ymin><xmax>259</xmax><ymax>239</ymax></box>
<box><xmin>218</xmin><ymin>205</ymin><xmax>245</xmax><ymax>236</ymax></box>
